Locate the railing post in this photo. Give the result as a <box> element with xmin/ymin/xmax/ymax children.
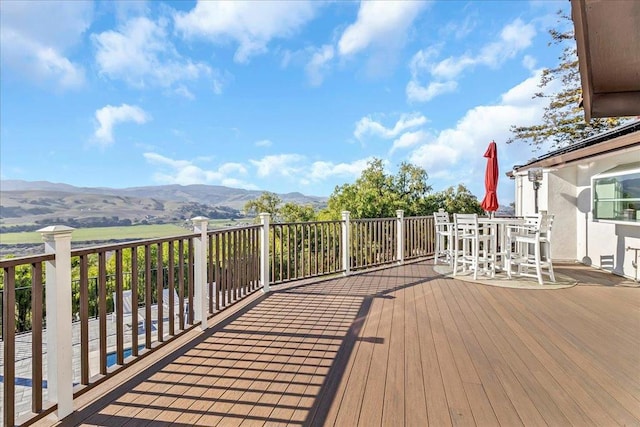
<box><xmin>39</xmin><ymin>225</ymin><xmax>74</xmax><ymax>419</ymax></box>
<box><xmin>397</xmin><ymin>210</ymin><xmax>405</xmax><ymax>265</ymax></box>
<box><xmin>260</xmin><ymin>213</ymin><xmax>270</xmax><ymax>293</ymax></box>
<box><xmin>191</xmin><ymin>217</ymin><xmax>208</xmax><ymax>331</ymax></box>
<box><xmin>341</xmin><ymin>211</ymin><xmax>351</xmax><ymax>275</ymax></box>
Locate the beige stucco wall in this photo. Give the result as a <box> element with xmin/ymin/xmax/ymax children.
<box><xmin>514</xmin><ymin>146</ymin><xmax>640</xmax><ymax>280</ymax></box>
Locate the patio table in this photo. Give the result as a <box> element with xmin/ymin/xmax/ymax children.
<box><xmin>478</xmin><ymin>217</ymin><xmax>525</xmax><ymax>271</ymax></box>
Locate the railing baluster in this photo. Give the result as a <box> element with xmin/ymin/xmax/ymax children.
<box><xmin>3</xmin><ymin>266</ymin><xmax>16</xmax><ymax>427</ymax></box>
<box><xmin>131</xmin><ymin>248</ymin><xmax>139</xmax><ymax>356</ymax></box>
<box><xmin>178</xmin><ymin>239</ymin><xmax>185</xmax><ymax>328</ymax></box>
<box><xmin>169</xmin><ymin>240</ymin><xmax>176</xmax><ymax>334</ymax></box>
<box><xmin>79</xmin><ymin>254</ymin><xmax>90</xmax><ymax>383</ymax></box>
<box><xmin>215</xmin><ymin>233</ymin><xmax>220</xmax><ymax>311</ymax></box>
<box><xmin>157</xmin><ymin>242</ymin><xmax>164</xmax><ymax>342</ymax></box>
<box><xmin>115</xmin><ymin>249</ymin><xmax>124</xmax><ymax>365</ymax></box>
<box><xmin>144</xmin><ymin>245</ymin><xmax>152</xmax><ymax>349</ymax></box>
<box><xmin>98</xmin><ymin>251</ymin><xmax>107</xmax><ymax>375</ymax></box>
<box><xmin>188</xmin><ymin>239</ymin><xmax>195</xmax><ymax>325</ymax></box>
<box><xmin>30</xmin><ymin>262</ymin><xmax>43</xmax><ymax>412</ymax></box>
<box><xmin>222</xmin><ymin>233</ymin><xmax>228</xmax><ymax>307</ymax></box>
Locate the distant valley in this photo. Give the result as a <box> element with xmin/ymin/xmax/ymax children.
<box><xmin>0</xmin><ymin>180</ymin><xmax>327</xmax><ymax>231</ymax></box>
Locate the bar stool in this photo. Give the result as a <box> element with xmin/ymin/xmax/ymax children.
<box><xmin>434</xmin><ymin>210</ymin><xmax>453</xmax><ymax>265</ymax></box>
<box><xmin>506</xmin><ymin>213</ymin><xmax>556</xmax><ymax>285</ymax></box>
<box><xmin>453</xmin><ymin>213</ymin><xmax>495</xmax><ymax>280</ymax></box>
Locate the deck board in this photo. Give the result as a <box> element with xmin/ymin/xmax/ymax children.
<box><xmin>40</xmin><ymin>261</ymin><xmax>640</xmax><ymax>427</ymax></box>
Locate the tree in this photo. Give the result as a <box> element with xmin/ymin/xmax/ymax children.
<box><xmin>508</xmin><ymin>11</ymin><xmax>628</xmax><ymax>150</ymax></box>
<box><xmin>279</xmin><ymin>203</ymin><xmax>317</xmax><ymax>223</ymax></box>
<box><xmin>422</xmin><ymin>184</ymin><xmax>484</xmax><ymax>215</ymax></box>
<box><xmin>244</xmin><ymin>192</ymin><xmax>282</xmax><ymax>219</ymax></box>
<box><xmin>244</xmin><ymin>191</ymin><xmax>317</xmax><ymax>223</ymax></box>
<box><xmin>320</xmin><ymin>158</ymin><xmax>432</xmax><ymax>219</ymax></box>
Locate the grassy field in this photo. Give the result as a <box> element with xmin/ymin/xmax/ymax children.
<box><xmin>0</xmin><ymin>220</ymin><xmax>248</xmax><ymax>245</ymax></box>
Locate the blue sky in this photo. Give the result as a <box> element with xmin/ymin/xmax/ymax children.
<box><xmin>1</xmin><ymin>0</ymin><xmax>570</xmax><ymax>206</ymax></box>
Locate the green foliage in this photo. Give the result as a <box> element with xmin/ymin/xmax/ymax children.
<box><xmin>244</xmin><ymin>191</ymin><xmax>282</xmax><ymax>218</ymax></box>
<box><xmin>320</xmin><ymin>159</ymin><xmax>432</xmax><ymax>219</ymax></box>
<box><xmin>244</xmin><ymin>192</ymin><xmax>317</xmax><ymax>223</ymax></box>
<box><xmin>422</xmin><ymin>184</ymin><xmax>484</xmax><ymax>215</ymax></box>
<box><xmin>280</xmin><ymin>203</ymin><xmax>317</xmax><ymax>223</ymax></box>
<box><xmin>508</xmin><ymin>11</ymin><xmax>629</xmax><ymax>150</ymax></box>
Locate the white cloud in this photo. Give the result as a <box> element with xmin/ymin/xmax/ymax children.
<box><xmin>476</xmin><ymin>19</ymin><xmax>536</xmax><ymax>68</ymax></box>
<box><xmin>390</xmin><ymin>130</ymin><xmax>430</xmax><ymax>154</ymax></box>
<box><xmin>255</xmin><ymin>139</ymin><xmax>273</xmax><ymax>147</ymax></box>
<box><xmin>338</xmin><ymin>1</ymin><xmax>428</xmax><ymax>56</ymax></box>
<box><xmin>407</xmin><ymin>69</ymin><xmax>554</xmax><ymax>199</ymax></box>
<box><xmin>144</xmin><ymin>152</ymin><xmax>255</xmax><ymax>188</ymax></box>
<box><xmin>406</xmin><ymin>80</ymin><xmax>458</xmax><ymax>103</ymax></box>
<box><xmin>93</xmin><ymin>16</ymin><xmax>212</xmax><ymax>91</ymax></box>
<box><xmin>409</xmin><ymin>142</ymin><xmax>461</xmax><ymax>170</ymax></box>
<box><xmin>94</xmin><ymin>104</ymin><xmax>150</xmax><ymax>145</ymax></box>
<box><xmin>306</xmin><ymin>45</ymin><xmax>334</xmax><ymax>86</ymax></box>
<box><xmin>309</xmin><ymin>158</ymin><xmax>373</xmax><ymax>181</ymax></box>
<box><xmin>407</xmin><ymin>18</ymin><xmax>536</xmax><ymax>103</ymax></box>
<box><xmin>354</xmin><ymin>113</ymin><xmax>428</xmax><ymax>140</ymax></box>
<box><xmin>174</xmin><ymin>85</ymin><xmax>195</xmax><ymax>100</ymax></box>
<box><xmin>0</xmin><ymin>1</ymin><xmax>92</xmax><ymax>89</ymax></box>
<box><xmin>174</xmin><ymin>1</ymin><xmax>317</xmax><ymax>63</ymax></box>
<box><xmin>219</xmin><ymin>162</ymin><xmax>248</xmax><ymax>175</ymax></box>
<box><xmin>522</xmin><ymin>55</ymin><xmax>537</xmax><ymax>71</ymax></box>
<box><xmin>250</xmin><ymin>154</ymin><xmax>306</xmax><ymax>177</ymax></box>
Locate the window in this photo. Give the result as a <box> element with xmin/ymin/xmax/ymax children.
<box><xmin>592</xmin><ymin>163</ymin><xmax>640</xmax><ymax>223</ymax></box>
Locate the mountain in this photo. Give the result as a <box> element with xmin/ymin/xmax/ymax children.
<box><xmin>0</xmin><ymin>180</ymin><xmax>327</xmax><ymax>229</ymax></box>
<box><xmin>1</xmin><ymin>180</ymin><xmax>326</xmax><ymax>208</ymax></box>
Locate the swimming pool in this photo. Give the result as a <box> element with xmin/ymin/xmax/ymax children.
<box><xmin>106</xmin><ymin>344</ymin><xmax>146</xmax><ymax>367</ymax></box>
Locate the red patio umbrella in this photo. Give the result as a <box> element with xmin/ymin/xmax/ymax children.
<box><xmin>481</xmin><ymin>140</ymin><xmax>499</xmax><ymax>213</ymax></box>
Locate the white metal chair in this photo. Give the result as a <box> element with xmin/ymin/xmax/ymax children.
<box><xmin>434</xmin><ymin>211</ymin><xmax>453</xmax><ymax>265</ymax></box>
<box><xmin>453</xmin><ymin>213</ymin><xmax>495</xmax><ymax>280</ymax></box>
<box><xmin>506</xmin><ymin>213</ymin><xmax>556</xmax><ymax>285</ymax></box>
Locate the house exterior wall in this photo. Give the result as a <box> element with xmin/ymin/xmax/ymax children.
<box><xmin>548</xmin><ymin>169</ymin><xmax>578</xmax><ymax>261</ymax></box>
<box><xmin>514</xmin><ymin>144</ymin><xmax>640</xmax><ymax>280</ymax></box>
<box><xmin>575</xmin><ymin>151</ymin><xmax>640</xmax><ymax>279</ymax></box>
<box><xmin>514</xmin><ymin>169</ymin><xmax>577</xmax><ymax>261</ymax></box>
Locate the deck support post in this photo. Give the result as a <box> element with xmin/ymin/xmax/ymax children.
<box><xmin>191</xmin><ymin>217</ymin><xmax>209</xmax><ymax>331</ymax></box>
<box><xmin>396</xmin><ymin>210</ymin><xmax>405</xmax><ymax>265</ymax></box>
<box><xmin>260</xmin><ymin>213</ymin><xmax>270</xmax><ymax>292</ymax></box>
<box><xmin>341</xmin><ymin>211</ymin><xmax>351</xmax><ymax>275</ymax></box>
<box><xmin>39</xmin><ymin>225</ymin><xmax>74</xmax><ymax>419</ymax></box>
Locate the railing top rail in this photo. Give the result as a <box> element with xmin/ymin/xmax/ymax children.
<box><xmin>208</xmin><ymin>224</ymin><xmax>262</xmax><ymax>235</ymax></box>
<box><xmin>70</xmin><ymin>233</ymin><xmax>199</xmax><ymax>256</ymax></box>
<box><xmin>270</xmin><ymin>220</ymin><xmax>343</xmax><ymax>226</ymax></box>
<box><xmin>0</xmin><ymin>253</ymin><xmax>55</xmax><ymax>268</ymax></box>
<box><xmin>351</xmin><ymin>217</ymin><xmax>397</xmax><ymax>223</ymax></box>
<box><xmin>405</xmin><ymin>215</ymin><xmax>434</xmax><ymax>220</ymax></box>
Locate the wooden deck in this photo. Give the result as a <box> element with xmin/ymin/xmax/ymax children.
<box><xmin>40</xmin><ymin>261</ymin><xmax>640</xmax><ymax>427</ymax></box>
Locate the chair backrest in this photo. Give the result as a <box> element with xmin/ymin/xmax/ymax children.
<box><xmin>162</xmin><ymin>288</ymin><xmax>180</xmax><ymax>309</ymax></box>
<box><xmin>113</xmin><ymin>289</ymin><xmax>133</xmax><ymax>317</ymax></box>
<box><xmin>434</xmin><ymin>211</ymin><xmax>451</xmax><ymax>225</ymax></box>
<box><xmin>522</xmin><ymin>214</ymin><xmax>542</xmax><ymax>227</ymax></box>
<box><xmin>540</xmin><ymin>213</ymin><xmax>554</xmax><ymax>241</ymax></box>
<box><xmin>453</xmin><ymin>213</ymin><xmax>479</xmax><ymax>235</ymax></box>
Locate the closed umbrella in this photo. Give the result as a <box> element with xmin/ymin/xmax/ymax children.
<box><xmin>481</xmin><ymin>141</ymin><xmax>499</xmax><ymax>214</ymax></box>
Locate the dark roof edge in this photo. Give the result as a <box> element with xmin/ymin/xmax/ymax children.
<box><xmin>512</xmin><ymin>119</ymin><xmax>640</xmax><ymax>172</ymax></box>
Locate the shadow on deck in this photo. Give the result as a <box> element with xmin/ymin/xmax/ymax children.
<box><xmin>38</xmin><ymin>260</ymin><xmax>640</xmax><ymax>427</ymax></box>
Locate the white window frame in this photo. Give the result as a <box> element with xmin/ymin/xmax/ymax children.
<box><xmin>591</xmin><ymin>163</ymin><xmax>640</xmax><ymax>225</ymax></box>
